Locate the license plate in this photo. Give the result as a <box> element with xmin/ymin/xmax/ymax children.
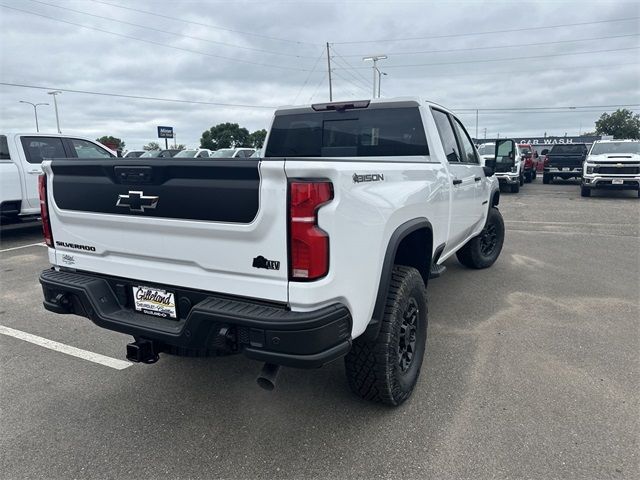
<box><xmin>612</xmin><ymin>179</ymin><xmax>624</xmax><ymax>185</ymax></box>
<box><xmin>132</xmin><ymin>285</ymin><xmax>177</xmax><ymax>319</ymax></box>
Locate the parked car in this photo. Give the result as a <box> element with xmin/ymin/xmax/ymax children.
<box><xmin>494</xmin><ymin>142</ymin><xmax>525</xmax><ymax>193</ymax></box>
<box><xmin>0</xmin><ymin>132</ymin><xmax>114</xmax><ymax>219</ymax></box>
<box><xmin>518</xmin><ymin>143</ymin><xmax>539</xmax><ymax>182</ymax></box>
<box><xmin>581</xmin><ymin>139</ymin><xmax>640</xmax><ymax>197</ymax></box>
<box><xmin>543</xmin><ymin>143</ymin><xmax>588</xmax><ymax>184</ymax></box>
<box><xmin>38</xmin><ymin>97</ymin><xmax>509</xmax><ymax>406</ymax></box>
<box><xmin>173</xmin><ymin>148</ymin><xmax>213</xmax><ymax>158</ymax></box>
<box><xmin>139</xmin><ymin>149</ymin><xmax>181</xmax><ymax>158</ymax></box>
<box><xmin>123</xmin><ymin>150</ymin><xmax>145</xmax><ymax>158</ymax></box>
<box><xmin>211</xmin><ymin>147</ymin><xmax>256</xmax><ymax>158</ymax></box>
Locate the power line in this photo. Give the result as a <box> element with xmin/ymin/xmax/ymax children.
<box><xmin>0</xmin><ymin>4</ymin><xmax>312</xmax><ymax>72</ymax></box>
<box><xmin>307</xmin><ymin>71</ymin><xmax>329</xmax><ymax>103</ymax></box>
<box><xmin>456</xmin><ymin>109</ymin><xmax>636</xmax><ymax>115</ymax></box>
<box><xmin>89</xmin><ymin>0</ymin><xmax>318</xmax><ymax>47</ymax></box>
<box><xmin>333</xmin><ymin>16</ymin><xmax>640</xmax><ymax>44</ymax></box>
<box><xmin>0</xmin><ymin>82</ymin><xmax>278</xmax><ymax>109</ymax></box>
<box><xmin>339</xmin><ymin>33</ymin><xmax>640</xmax><ymax>58</ymax></box>
<box><xmin>330</xmin><ymin>46</ymin><xmax>373</xmax><ymax>87</ymax></box>
<box><xmin>333</xmin><ymin>46</ymin><xmax>640</xmax><ymax>70</ymax></box>
<box><xmin>453</xmin><ymin>104</ymin><xmax>640</xmax><ymax>112</ymax></box>
<box><xmin>28</xmin><ymin>0</ymin><xmax>314</xmax><ymax>59</ymax></box>
<box><xmin>329</xmin><ymin>55</ymin><xmax>371</xmax><ymax>92</ymax></box>
<box><xmin>293</xmin><ymin>49</ymin><xmax>327</xmax><ymax>104</ymax></box>
<box><xmin>331</xmin><ymin>69</ymin><xmax>370</xmax><ymax>96</ymax></box>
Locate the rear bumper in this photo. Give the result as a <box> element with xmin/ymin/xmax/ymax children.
<box><xmin>582</xmin><ymin>176</ymin><xmax>640</xmax><ymax>190</ymax></box>
<box><xmin>544</xmin><ymin>167</ymin><xmax>582</xmax><ymax>176</ymax></box>
<box><xmin>40</xmin><ymin>269</ymin><xmax>352</xmax><ymax>368</ymax></box>
<box><xmin>495</xmin><ymin>173</ymin><xmax>519</xmax><ymax>185</ymax></box>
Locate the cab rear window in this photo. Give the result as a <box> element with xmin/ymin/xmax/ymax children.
<box><xmin>265</xmin><ymin>107</ymin><xmax>429</xmax><ymax>157</ymax></box>
<box><xmin>0</xmin><ymin>135</ymin><xmax>9</xmax><ymax>160</ymax></box>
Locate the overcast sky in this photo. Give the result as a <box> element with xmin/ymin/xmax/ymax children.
<box><xmin>1</xmin><ymin>0</ymin><xmax>639</xmax><ymax>149</ymax></box>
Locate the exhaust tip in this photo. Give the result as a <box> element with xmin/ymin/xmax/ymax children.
<box><xmin>256</xmin><ymin>362</ymin><xmax>280</xmax><ymax>391</ymax></box>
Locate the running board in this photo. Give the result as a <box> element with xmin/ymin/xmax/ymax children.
<box><xmin>429</xmin><ymin>263</ymin><xmax>447</xmax><ymax>279</ymax></box>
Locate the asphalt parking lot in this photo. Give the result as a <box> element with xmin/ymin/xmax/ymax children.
<box><xmin>1</xmin><ymin>180</ymin><xmax>638</xmax><ymax>480</ymax></box>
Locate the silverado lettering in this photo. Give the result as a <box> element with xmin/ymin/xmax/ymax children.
<box><xmin>55</xmin><ymin>241</ymin><xmax>96</xmax><ymax>252</ymax></box>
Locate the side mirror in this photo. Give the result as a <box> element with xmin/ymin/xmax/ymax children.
<box><xmin>483</xmin><ymin>158</ymin><xmax>496</xmax><ymax>177</ymax></box>
<box><xmin>495</xmin><ymin>138</ymin><xmax>516</xmax><ymax>165</ymax></box>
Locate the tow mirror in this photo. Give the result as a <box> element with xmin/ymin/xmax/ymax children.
<box><xmin>483</xmin><ymin>159</ymin><xmax>496</xmax><ymax>177</ymax></box>
<box><xmin>495</xmin><ymin>138</ymin><xmax>516</xmax><ymax>166</ymax></box>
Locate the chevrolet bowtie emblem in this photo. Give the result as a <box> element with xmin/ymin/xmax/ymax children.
<box><xmin>116</xmin><ymin>191</ymin><xmax>159</xmax><ymax>212</ymax></box>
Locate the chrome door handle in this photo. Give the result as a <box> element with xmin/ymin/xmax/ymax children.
<box><xmin>452</xmin><ymin>179</ymin><xmax>462</xmax><ymax>185</ymax></box>
<box><xmin>474</xmin><ymin>177</ymin><xmax>482</xmax><ymax>182</ymax></box>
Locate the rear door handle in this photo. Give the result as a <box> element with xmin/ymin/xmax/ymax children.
<box><xmin>474</xmin><ymin>177</ymin><xmax>482</xmax><ymax>182</ymax></box>
<box><xmin>452</xmin><ymin>179</ymin><xmax>462</xmax><ymax>185</ymax></box>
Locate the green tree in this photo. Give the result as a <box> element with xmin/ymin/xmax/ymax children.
<box><xmin>248</xmin><ymin>129</ymin><xmax>267</xmax><ymax>148</ymax></box>
<box><xmin>200</xmin><ymin>123</ymin><xmax>250</xmax><ymax>150</ymax></box>
<box><xmin>172</xmin><ymin>144</ymin><xmax>186</xmax><ymax>150</ymax></box>
<box><xmin>96</xmin><ymin>135</ymin><xmax>125</xmax><ymax>150</ymax></box>
<box><xmin>594</xmin><ymin>109</ymin><xmax>640</xmax><ymax>139</ymax></box>
<box><xmin>143</xmin><ymin>141</ymin><xmax>160</xmax><ymax>151</ymax></box>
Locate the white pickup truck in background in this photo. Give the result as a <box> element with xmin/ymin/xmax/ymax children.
<box><xmin>38</xmin><ymin>98</ymin><xmax>515</xmax><ymax>405</ymax></box>
<box><xmin>0</xmin><ymin>133</ymin><xmax>114</xmax><ymax>219</ymax></box>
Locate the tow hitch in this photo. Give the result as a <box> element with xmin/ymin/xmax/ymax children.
<box><xmin>126</xmin><ymin>338</ymin><xmax>160</xmax><ymax>364</ymax></box>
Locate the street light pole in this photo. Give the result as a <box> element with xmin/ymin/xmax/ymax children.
<box><xmin>47</xmin><ymin>91</ymin><xmax>62</xmax><ymax>133</ymax></box>
<box><xmin>376</xmin><ymin>69</ymin><xmax>387</xmax><ymax>98</ymax></box>
<box><xmin>363</xmin><ymin>55</ymin><xmax>387</xmax><ymax>99</ymax></box>
<box><xmin>19</xmin><ymin>101</ymin><xmax>48</xmax><ymax>132</ymax></box>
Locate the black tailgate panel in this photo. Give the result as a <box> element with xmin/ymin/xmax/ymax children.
<box><xmin>51</xmin><ymin>158</ymin><xmax>260</xmax><ymax>223</ymax></box>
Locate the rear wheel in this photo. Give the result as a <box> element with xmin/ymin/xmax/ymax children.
<box><xmin>543</xmin><ymin>173</ymin><xmax>551</xmax><ymax>184</ymax></box>
<box><xmin>510</xmin><ymin>183</ymin><xmax>520</xmax><ymax>193</ymax></box>
<box><xmin>519</xmin><ymin>174</ymin><xmax>525</xmax><ymax>186</ymax></box>
<box><xmin>580</xmin><ymin>185</ymin><xmax>591</xmax><ymax>197</ymax></box>
<box><xmin>456</xmin><ymin>207</ymin><xmax>505</xmax><ymax>269</ymax></box>
<box><xmin>345</xmin><ymin>265</ymin><xmax>428</xmax><ymax>406</ymax></box>
<box><xmin>532</xmin><ymin>170</ymin><xmax>537</xmax><ymax>180</ymax></box>
<box><xmin>525</xmin><ymin>171</ymin><xmax>532</xmax><ymax>183</ymax></box>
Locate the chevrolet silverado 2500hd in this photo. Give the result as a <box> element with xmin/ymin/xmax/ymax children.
<box><xmin>0</xmin><ymin>133</ymin><xmax>114</xmax><ymax>219</ymax></box>
<box><xmin>38</xmin><ymin>98</ymin><xmax>510</xmax><ymax>405</ymax></box>
<box><xmin>581</xmin><ymin>139</ymin><xmax>640</xmax><ymax>197</ymax></box>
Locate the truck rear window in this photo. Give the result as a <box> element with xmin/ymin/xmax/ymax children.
<box><xmin>265</xmin><ymin>107</ymin><xmax>429</xmax><ymax>157</ymax></box>
<box><xmin>550</xmin><ymin>144</ymin><xmax>587</xmax><ymax>154</ymax></box>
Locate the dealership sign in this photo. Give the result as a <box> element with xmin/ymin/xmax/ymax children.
<box><xmin>157</xmin><ymin>126</ymin><xmax>174</xmax><ymax>139</ymax></box>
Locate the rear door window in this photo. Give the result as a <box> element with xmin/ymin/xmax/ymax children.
<box><xmin>265</xmin><ymin>107</ymin><xmax>429</xmax><ymax>157</ymax></box>
<box><xmin>69</xmin><ymin>138</ymin><xmax>113</xmax><ymax>158</ymax></box>
<box><xmin>431</xmin><ymin>109</ymin><xmax>461</xmax><ymax>163</ymax></box>
<box><xmin>20</xmin><ymin>137</ymin><xmax>67</xmax><ymax>164</ymax></box>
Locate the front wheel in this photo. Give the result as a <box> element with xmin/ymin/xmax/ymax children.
<box><xmin>532</xmin><ymin>170</ymin><xmax>537</xmax><ymax>180</ymax></box>
<box><xmin>510</xmin><ymin>183</ymin><xmax>520</xmax><ymax>193</ymax></box>
<box><xmin>580</xmin><ymin>185</ymin><xmax>591</xmax><ymax>197</ymax></box>
<box><xmin>519</xmin><ymin>174</ymin><xmax>525</xmax><ymax>186</ymax></box>
<box><xmin>543</xmin><ymin>173</ymin><xmax>551</xmax><ymax>184</ymax></box>
<box><xmin>456</xmin><ymin>207</ymin><xmax>505</xmax><ymax>269</ymax></box>
<box><xmin>345</xmin><ymin>265</ymin><xmax>428</xmax><ymax>406</ymax></box>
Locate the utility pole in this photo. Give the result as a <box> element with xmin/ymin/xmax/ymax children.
<box><xmin>47</xmin><ymin>91</ymin><xmax>62</xmax><ymax>133</ymax></box>
<box><xmin>483</xmin><ymin>127</ymin><xmax>487</xmax><ymax>139</ymax></box>
<box><xmin>19</xmin><ymin>101</ymin><xmax>48</xmax><ymax>132</ymax></box>
<box><xmin>363</xmin><ymin>55</ymin><xmax>387</xmax><ymax>99</ymax></box>
<box><xmin>326</xmin><ymin>42</ymin><xmax>333</xmax><ymax>101</ymax></box>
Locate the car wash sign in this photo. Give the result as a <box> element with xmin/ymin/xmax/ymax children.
<box><xmin>516</xmin><ymin>135</ymin><xmax>601</xmax><ymax>145</ymax></box>
<box><xmin>157</xmin><ymin>126</ymin><xmax>174</xmax><ymax>139</ymax></box>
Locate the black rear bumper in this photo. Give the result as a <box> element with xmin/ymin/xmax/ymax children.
<box><xmin>40</xmin><ymin>269</ymin><xmax>352</xmax><ymax>368</ymax></box>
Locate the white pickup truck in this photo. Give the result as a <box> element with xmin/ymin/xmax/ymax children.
<box><xmin>38</xmin><ymin>98</ymin><xmax>513</xmax><ymax>405</ymax></box>
<box><xmin>0</xmin><ymin>133</ymin><xmax>114</xmax><ymax>219</ymax></box>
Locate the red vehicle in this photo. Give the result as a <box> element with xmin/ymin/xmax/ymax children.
<box><xmin>518</xmin><ymin>143</ymin><xmax>539</xmax><ymax>182</ymax></box>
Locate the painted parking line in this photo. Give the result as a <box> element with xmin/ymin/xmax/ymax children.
<box><xmin>0</xmin><ymin>242</ymin><xmax>46</xmax><ymax>253</ymax></box>
<box><xmin>0</xmin><ymin>325</ymin><xmax>132</xmax><ymax>370</ymax></box>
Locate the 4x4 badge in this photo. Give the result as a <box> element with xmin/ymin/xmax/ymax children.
<box><xmin>116</xmin><ymin>191</ymin><xmax>159</xmax><ymax>212</ymax></box>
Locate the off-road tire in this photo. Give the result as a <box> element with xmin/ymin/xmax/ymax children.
<box><xmin>580</xmin><ymin>185</ymin><xmax>591</xmax><ymax>197</ymax></box>
<box><xmin>510</xmin><ymin>183</ymin><xmax>520</xmax><ymax>193</ymax></box>
<box><xmin>456</xmin><ymin>207</ymin><xmax>505</xmax><ymax>269</ymax></box>
<box><xmin>543</xmin><ymin>173</ymin><xmax>551</xmax><ymax>184</ymax></box>
<box><xmin>344</xmin><ymin>266</ymin><xmax>428</xmax><ymax>406</ymax></box>
<box><xmin>532</xmin><ymin>170</ymin><xmax>537</xmax><ymax>180</ymax></box>
<box><xmin>525</xmin><ymin>171</ymin><xmax>532</xmax><ymax>183</ymax></box>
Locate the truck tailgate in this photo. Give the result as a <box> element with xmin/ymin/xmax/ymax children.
<box><xmin>42</xmin><ymin>158</ymin><xmax>289</xmax><ymax>303</ymax></box>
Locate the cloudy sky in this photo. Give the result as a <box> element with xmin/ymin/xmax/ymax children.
<box><xmin>1</xmin><ymin>0</ymin><xmax>638</xmax><ymax>149</ymax></box>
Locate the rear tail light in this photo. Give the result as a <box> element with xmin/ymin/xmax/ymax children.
<box><xmin>38</xmin><ymin>175</ymin><xmax>54</xmax><ymax>248</ymax></box>
<box><xmin>544</xmin><ymin>155</ymin><xmax>549</xmax><ymax>166</ymax></box>
<box><xmin>288</xmin><ymin>180</ymin><xmax>333</xmax><ymax>280</ymax></box>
